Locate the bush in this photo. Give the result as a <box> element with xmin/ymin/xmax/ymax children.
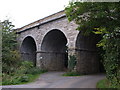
<box><xmin>2</xmin><ymin>74</ymin><xmax>21</xmax><ymax>85</ymax></box>
<box><xmin>1</xmin><ymin>20</ymin><xmax>47</xmax><ymax>85</ymax></box>
<box><xmin>2</xmin><ymin>50</ymin><xmax>21</xmax><ymax>74</ymax></box>
<box><xmin>25</xmin><ymin>67</ymin><xmax>47</xmax><ymax>75</ymax></box>
<box><xmin>2</xmin><ymin>69</ymin><xmax>47</xmax><ymax>85</ymax></box>
<box><xmin>2</xmin><ymin>20</ymin><xmax>21</xmax><ymax>74</ymax></box>
<box><xmin>21</xmin><ymin>61</ymin><xmax>34</xmax><ymax>69</ymax></box>
<box><xmin>97</xmin><ymin>78</ymin><xmax>120</xmax><ymax>88</ymax></box>
<box><xmin>2</xmin><ymin>74</ymin><xmax>29</xmax><ymax>85</ymax></box>
<box><xmin>2</xmin><ymin>61</ymin><xmax>47</xmax><ymax>85</ymax></box>
<box><xmin>19</xmin><ymin>75</ymin><xmax>29</xmax><ymax>82</ymax></box>
<box><xmin>100</xmin><ymin>27</ymin><xmax>120</xmax><ymax>86</ymax></box>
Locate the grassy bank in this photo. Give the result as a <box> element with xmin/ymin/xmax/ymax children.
<box><xmin>17</xmin><ymin>74</ymin><xmax>41</xmax><ymax>85</ymax></box>
<box><xmin>2</xmin><ymin>68</ymin><xmax>47</xmax><ymax>85</ymax></box>
<box><xmin>97</xmin><ymin>78</ymin><xmax>120</xmax><ymax>89</ymax></box>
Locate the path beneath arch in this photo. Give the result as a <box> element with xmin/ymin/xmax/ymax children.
<box><xmin>1</xmin><ymin>72</ymin><xmax>105</xmax><ymax>88</ymax></box>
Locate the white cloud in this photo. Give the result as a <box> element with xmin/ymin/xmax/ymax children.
<box><xmin>0</xmin><ymin>0</ymin><xmax>70</xmax><ymax>28</ymax></box>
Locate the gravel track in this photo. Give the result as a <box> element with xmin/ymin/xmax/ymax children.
<box><xmin>1</xmin><ymin>72</ymin><xmax>105</xmax><ymax>89</ymax></box>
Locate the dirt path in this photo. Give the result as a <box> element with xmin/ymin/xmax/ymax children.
<box><xmin>1</xmin><ymin>72</ymin><xmax>105</xmax><ymax>88</ymax></box>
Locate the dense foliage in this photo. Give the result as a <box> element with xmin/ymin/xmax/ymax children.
<box><xmin>97</xmin><ymin>78</ymin><xmax>120</xmax><ymax>88</ymax></box>
<box><xmin>1</xmin><ymin>20</ymin><xmax>47</xmax><ymax>85</ymax></box>
<box><xmin>65</xmin><ymin>1</ymin><xmax>120</xmax><ymax>87</ymax></box>
<box><xmin>102</xmin><ymin>27</ymin><xmax>120</xmax><ymax>87</ymax></box>
<box><xmin>2</xmin><ymin>20</ymin><xmax>20</xmax><ymax>74</ymax></box>
<box><xmin>2</xmin><ymin>61</ymin><xmax>47</xmax><ymax>85</ymax></box>
<box><xmin>65</xmin><ymin>2</ymin><xmax>120</xmax><ymax>34</ymax></box>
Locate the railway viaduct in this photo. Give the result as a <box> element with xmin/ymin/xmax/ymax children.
<box><xmin>17</xmin><ymin>10</ymin><xmax>102</xmax><ymax>74</ymax></box>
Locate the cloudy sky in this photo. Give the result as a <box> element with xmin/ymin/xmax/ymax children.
<box><xmin>0</xmin><ymin>0</ymin><xmax>70</xmax><ymax>28</ymax></box>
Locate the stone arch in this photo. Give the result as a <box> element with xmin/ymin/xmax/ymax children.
<box><xmin>20</xmin><ymin>36</ymin><xmax>37</xmax><ymax>66</ymax></box>
<box><xmin>75</xmin><ymin>31</ymin><xmax>100</xmax><ymax>74</ymax></box>
<box><xmin>40</xmin><ymin>29</ymin><xmax>68</xmax><ymax>71</ymax></box>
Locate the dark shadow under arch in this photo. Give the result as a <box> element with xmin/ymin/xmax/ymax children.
<box><xmin>20</xmin><ymin>36</ymin><xmax>37</xmax><ymax>66</ymax></box>
<box><xmin>75</xmin><ymin>32</ymin><xmax>101</xmax><ymax>74</ymax></box>
<box><xmin>40</xmin><ymin>29</ymin><xmax>68</xmax><ymax>71</ymax></box>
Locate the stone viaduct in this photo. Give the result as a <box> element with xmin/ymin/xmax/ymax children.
<box><xmin>17</xmin><ymin>10</ymin><xmax>102</xmax><ymax>74</ymax></box>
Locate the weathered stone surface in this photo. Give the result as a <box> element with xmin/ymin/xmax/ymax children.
<box><xmin>17</xmin><ymin>10</ymin><xmax>101</xmax><ymax>74</ymax></box>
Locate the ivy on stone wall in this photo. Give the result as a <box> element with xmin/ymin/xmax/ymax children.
<box><xmin>65</xmin><ymin>1</ymin><xmax>120</xmax><ymax>87</ymax></box>
<box><xmin>68</xmin><ymin>55</ymin><xmax>77</xmax><ymax>71</ymax></box>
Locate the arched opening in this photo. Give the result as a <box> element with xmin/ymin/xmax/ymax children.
<box><xmin>40</xmin><ymin>29</ymin><xmax>68</xmax><ymax>71</ymax></box>
<box><xmin>20</xmin><ymin>36</ymin><xmax>37</xmax><ymax>66</ymax></box>
<box><xmin>75</xmin><ymin>31</ymin><xmax>101</xmax><ymax>74</ymax></box>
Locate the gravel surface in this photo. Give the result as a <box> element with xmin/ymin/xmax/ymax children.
<box><xmin>1</xmin><ymin>72</ymin><xmax>105</xmax><ymax>89</ymax></box>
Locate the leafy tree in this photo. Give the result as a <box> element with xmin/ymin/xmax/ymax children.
<box><xmin>1</xmin><ymin>20</ymin><xmax>20</xmax><ymax>74</ymax></box>
<box><xmin>1</xmin><ymin>21</ymin><xmax>47</xmax><ymax>85</ymax></box>
<box><xmin>65</xmin><ymin>2</ymin><xmax>120</xmax><ymax>34</ymax></box>
<box><xmin>0</xmin><ymin>22</ymin><xmax>2</xmax><ymax>61</ymax></box>
<box><xmin>65</xmin><ymin>1</ymin><xmax>120</xmax><ymax>87</ymax></box>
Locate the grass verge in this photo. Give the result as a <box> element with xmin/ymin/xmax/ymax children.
<box><xmin>0</xmin><ymin>73</ymin><xmax>2</xmax><ymax>85</ymax></box>
<box><xmin>63</xmin><ymin>71</ymin><xmax>81</xmax><ymax>76</ymax></box>
<box><xmin>96</xmin><ymin>78</ymin><xmax>120</xmax><ymax>89</ymax></box>
<box><xmin>17</xmin><ymin>74</ymin><xmax>40</xmax><ymax>85</ymax></box>
<box><xmin>0</xmin><ymin>82</ymin><xmax>2</xmax><ymax>85</ymax></box>
<box><xmin>2</xmin><ymin>69</ymin><xmax>47</xmax><ymax>85</ymax></box>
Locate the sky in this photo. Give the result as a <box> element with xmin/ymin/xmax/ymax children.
<box><xmin>0</xmin><ymin>0</ymin><xmax>70</xmax><ymax>28</ymax></box>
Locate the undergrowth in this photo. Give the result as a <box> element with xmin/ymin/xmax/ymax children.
<box><xmin>63</xmin><ymin>71</ymin><xmax>81</xmax><ymax>76</ymax></box>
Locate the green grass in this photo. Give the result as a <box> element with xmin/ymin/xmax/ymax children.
<box><xmin>97</xmin><ymin>78</ymin><xmax>120</xmax><ymax>89</ymax></box>
<box><xmin>0</xmin><ymin>74</ymin><xmax>41</xmax><ymax>85</ymax></box>
<box><xmin>18</xmin><ymin>74</ymin><xmax>40</xmax><ymax>85</ymax></box>
<box><xmin>2</xmin><ymin>69</ymin><xmax>47</xmax><ymax>85</ymax></box>
<box><xmin>0</xmin><ymin>81</ymin><xmax>2</xmax><ymax>86</ymax></box>
<box><xmin>2</xmin><ymin>61</ymin><xmax>47</xmax><ymax>85</ymax></box>
<box><xmin>63</xmin><ymin>72</ymin><xmax>81</xmax><ymax>76</ymax></box>
<box><xmin>96</xmin><ymin>78</ymin><xmax>109</xmax><ymax>88</ymax></box>
<box><xmin>0</xmin><ymin>74</ymin><xmax>2</xmax><ymax>85</ymax></box>
<box><xmin>2</xmin><ymin>74</ymin><xmax>42</xmax><ymax>85</ymax></box>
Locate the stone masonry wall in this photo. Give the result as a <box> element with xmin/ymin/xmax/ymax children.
<box><xmin>17</xmin><ymin>16</ymin><xmax>79</xmax><ymax>70</ymax></box>
<box><xmin>17</xmin><ymin>11</ymin><xmax>100</xmax><ymax>74</ymax></box>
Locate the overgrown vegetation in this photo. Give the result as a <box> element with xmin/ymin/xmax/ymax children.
<box><xmin>63</xmin><ymin>71</ymin><xmax>80</xmax><ymax>76</ymax></box>
<box><xmin>2</xmin><ymin>62</ymin><xmax>47</xmax><ymax>85</ymax></box>
<box><xmin>2</xmin><ymin>20</ymin><xmax>20</xmax><ymax>75</ymax></box>
<box><xmin>65</xmin><ymin>1</ymin><xmax>120</xmax><ymax>87</ymax></box>
<box><xmin>64</xmin><ymin>55</ymin><xmax>79</xmax><ymax>76</ymax></box>
<box><xmin>1</xmin><ymin>20</ymin><xmax>47</xmax><ymax>85</ymax></box>
<box><xmin>97</xmin><ymin>78</ymin><xmax>120</xmax><ymax>88</ymax></box>
<box><xmin>0</xmin><ymin>22</ymin><xmax>2</xmax><ymax>85</ymax></box>
<box><xmin>100</xmin><ymin>27</ymin><xmax>120</xmax><ymax>87</ymax></box>
<box><xmin>68</xmin><ymin>55</ymin><xmax>77</xmax><ymax>71</ymax></box>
